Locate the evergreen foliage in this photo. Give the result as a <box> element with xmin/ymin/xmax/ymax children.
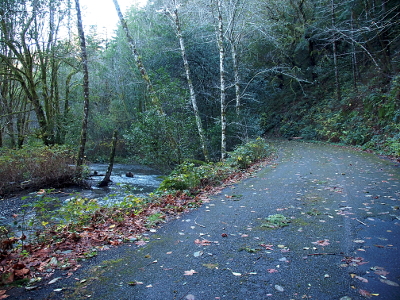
<box><xmin>1</xmin><ymin>0</ymin><xmax>399</xmax><ymax>177</ymax></box>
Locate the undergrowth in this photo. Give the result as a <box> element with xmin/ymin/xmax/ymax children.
<box><xmin>0</xmin><ymin>145</ymin><xmax>77</xmax><ymax>195</ymax></box>
<box><xmin>266</xmin><ymin>74</ymin><xmax>400</xmax><ymax>159</ymax></box>
<box><xmin>0</xmin><ymin>138</ymin><xmax>274</xmax><ymax>286</ymax></box>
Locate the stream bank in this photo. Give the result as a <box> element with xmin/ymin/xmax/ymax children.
<box><xmin>0</xmin><ymin>163</ymin><xmax>163</xmax><ymax>235</ymax></box>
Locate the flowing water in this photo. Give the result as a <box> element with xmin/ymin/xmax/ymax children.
<box><xmin>0</xmin><ymin>163</ymin><xmax>163</xmax><ymax>231</ymax></box>
<box><xmin>83</xmin><ymin>163</ymin><xmax>163</xmax><ymax>204</ymax></box>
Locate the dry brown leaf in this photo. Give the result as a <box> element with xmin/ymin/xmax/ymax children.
<box><xmin>194</xmin><ymin>239</ymin><xmax>211</xmax><ymax>246</ymax></box>
<box><xmin>374</xmin><ymin>269</ymin><xmax>389</xmax><ymax>276</ymax></box>
<box><xmin>312</xmin><ymin>239</ymin><xmax>330</xmax><ymax>247</ymax></box>
<box><xmin>359</xmin><ymin>289</ymin><xmax>372</xmax><ymax>298</ymax></box>
<box><xmin>0</xmin><ymin>290</ymin><xmax>9</xmax><ymax>299</ymax></box>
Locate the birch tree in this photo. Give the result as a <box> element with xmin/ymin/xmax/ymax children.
<box><xmin>225</xmin><ymin>0</ymin><xmax>244</xmax><ymax>115</ymax></box>
<box><xmin>215</xmin><ymin>0</ymin><xmax>227</xmax><ymax>160</ymax></box>
<box><xmin>331</xmin><ymin>0</ymin><xmax>341</xmax><ymax>103</ymax></box>
<box><xmin>112</xmin><ymin>0</ymin><xmax>163</xmax><ymax>113</ymax></box>
<box><xmin>164</xmin><ymin>0</ymin><xmax>210</xmax><ymax>161</ymax></box>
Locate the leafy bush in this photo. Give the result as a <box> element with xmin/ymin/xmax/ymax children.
<box><xmin>0</xmin><ymin>145</ymin><xmax>76</xmax><ymax>195</ymax></box>
<box><xmin>158</xmin><ymin>138</ymin><xmax>273</xmax><ymax>192</ymax></box>
<box><xmin>158</xmin><ymin>161</ymin><xmax>223</xmax><ymax>191</ymax></box>
<box><xmin>226</xmin><ymin>138</ymin><xmax>272</xmax><ymax>169</ymax></box>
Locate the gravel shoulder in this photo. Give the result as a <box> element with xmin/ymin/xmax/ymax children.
<box><xmin>6</xmin><ymin>140</ymin><xmax>400</xmax><ymax>300</ymax></box>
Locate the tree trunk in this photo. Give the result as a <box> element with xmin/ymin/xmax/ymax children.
<box><xmin>98</xmin><ymin>130</ymin><xmax>118</xmax><ymax>187</ymax></box>
<box><xmin>350</xmin><ymin>9</ymin><xmax>358</xmax><ymax>92</ymax></box>
<box><xmin>112</xmin><ymin>0</ymin><xmax>163</xmax><ymax>114</ymax></box>
<box><xmin>170</xmin><ymin>2</ymin><xmax>209</xmax><ymax>162</ymax></box>
<box><xmin>75</xmin><ymin>0</ymin><xmax>90</xmax><ymax>178</ymax></box>
<box><xmin>231</xmin><ymin>41</ymin><xmax>241</xmax><ymax>115</ymax></box>
<box><xmin>216</xmin><ymin>0</ymin><xmax>227</xmax><ymax>160</ymax></box>
<box><xmin>331</xmin><ymin>0</ymin><xmax>341</xmax><ymax>103</ymax></box>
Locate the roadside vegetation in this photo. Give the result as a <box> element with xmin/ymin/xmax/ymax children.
<box><xmin>0</xmin><ymin>139</ymin><xmax>274</xmax><ymax>287</ymax></box>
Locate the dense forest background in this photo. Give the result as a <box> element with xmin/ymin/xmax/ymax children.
<box><xmin>1</xmin><ymin>0</ymin><xmax>399</xmax><ymax>172</ymax></box>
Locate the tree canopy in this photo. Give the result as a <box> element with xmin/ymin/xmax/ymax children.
<box><xmin>1</xmin><ymin>0</ymin><xmax>399</xmax><ymax>170</ymax></box>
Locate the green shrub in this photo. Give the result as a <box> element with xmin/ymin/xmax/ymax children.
<box><xmin>158</xmin><ymin>139</ymin><xmax>273</xmax><ymax>192</ymax></box>
<box><xmin>226</xmin><ymin>138</ymin><xmax>272</xmax><ymax>169</ymax></box>
<box><xmin>157</xmin><ymin>161</ymin><xmax>223</xmax><ymax>191</ymax></box>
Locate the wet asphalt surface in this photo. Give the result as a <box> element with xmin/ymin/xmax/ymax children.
<box><xmin>6</xmin><ymin>141</ymin><xmax>400</xmax><ymax>299</ymax></box>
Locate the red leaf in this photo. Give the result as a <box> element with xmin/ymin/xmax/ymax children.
<box><xmin>260</xmin><ymin>244</ymin><xmax>274</xmax><ymax>250</ymax></box>
<box><xmin>267</xmin><ymin>268</ymin><xmax>278</xmax><ymax>273</ymax></box>
<box><xmin>359</xmin><ymin>289</ymin><xmax>372</xmax><ymax>298</ymax></box>
<box><xmin>194</xmin><ymin>239</ymin><xmax>211</xmax><ymax>246</ymax></box>
<box><xmin>0</xmin><ymin>290</ymin><xmax>10</xmax><ymax>299</ymax></box>
<box><xmin>312</xmin><ymin>239</ymin><xmax>330</xmax><ymax>247</ymax></box>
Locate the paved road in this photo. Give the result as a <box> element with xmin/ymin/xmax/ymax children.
<box><xmin>11</xmin><ymin>141</ymin><xmax>400</xmax><ymax>299</ymax></box>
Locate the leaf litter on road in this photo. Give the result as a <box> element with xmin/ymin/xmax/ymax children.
<box><xmin>312</xmin><ymin>239</ymin><xmax>330</xmax><ymax>246</ymax></box>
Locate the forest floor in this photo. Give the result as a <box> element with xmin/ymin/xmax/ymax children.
<box><xmin>4</xmin><ymin>140</ymin><xmax>400</xmax><ymax>300</ymax></box>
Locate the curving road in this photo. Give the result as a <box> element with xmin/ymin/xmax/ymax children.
<box><xmin>10</xmin><ymin>140</ymin><xmax>400</xmax><ymax>300</ymax></box>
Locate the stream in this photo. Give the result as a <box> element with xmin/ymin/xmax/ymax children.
<box><xmin>0</xmin><ymin>163</ymin><xmax>163</xmax><ymax>232</ymax></box>
<box><xmin>84</xmin><ymin>163</ymin><xmax>163</xmax><ymax>204</ymax></box>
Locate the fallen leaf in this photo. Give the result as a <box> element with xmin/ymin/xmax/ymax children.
<box><xmin>380</xmin><ymin>279</ymin><xmax>399</xmax><ymax>287</ymax></box>
<box><xmin>350</xmin><ymin>274</ymin><xmax>368</xmax><ymax>283</ymax></box>
<box><xmin>128</xmin><ymin>281</ymin><xmax>143</xmax><ymax>286</ymax></box>
<box><xmin>260</xmin><ymin>244</ymin><xmax>273</xmax><ymax>250</ymax></box>
<box><xmin>135</xmin><ymin>240</ymin><xmax>147</xmax><ymax>246</ymax></box>
<box><xmin>275</xmin><ymin>284</ymin><xmax>284</xmax><ymax>292</ymax></box>
<box><xmin>353</xmin><ymin>239</ymin><xmax>365</xmax><ymax>244</ymax></box>
<box><xmin>374</xmin><ymin>270</ymin><xmax>389</xmax><ymax>276</ymax></box>
<box><xmin>267</xmin><ymin>269</ymin><xmax>278</xmax><ymax>273</ymax></box>
<box><xmin>14</xmin><ymin>268</ymin><xmax>30</xmax><ymax>277</ymax></box>
<box><xmin>312</xmin><ymin>239</ymin><xmax>330</xmax><ymax>247</ymax></box>
<box><xmin>0</xmin><ymin>290</ymin><xmax>9</xmax><ymax>300</ymax></box>
<box><xmin>359</xmin><ymin>289</ymin><xmax>372</xmax><ymax>298</ymax></box>
<box><xmin>48</xmin><ymin>277</ymin><xmax>62</xmax><ymax>284</ymax></box>
<box><xmin>194</xmin><ymin>239</ymin><xmax>211</xmax><ymax>246</ymax></box>
<box><xmin>193</xmin><ymin>251</ymin><xmax>203</xmax><ymax>257</ymax></box>
<box><xmin>184</xmin><ymin>269</ymin><xmax>198</xmax><ymax>276</ymax></box>
<box><xmin>203</xmin><ymin>263</ymin><xmax>218</xmax><ymax>269</ymax></box>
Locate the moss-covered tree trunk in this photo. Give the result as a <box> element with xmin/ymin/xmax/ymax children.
<box><xmin>75</xmin><ymin>0</ymin><xmax>90</xmax><ymax>177</ymax></box>
<box><xmin>99</xmin><ymin>130</ymin><xmax>118</xmax><ymax>187</ymax></box>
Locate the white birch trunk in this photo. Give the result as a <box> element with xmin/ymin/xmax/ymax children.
<box><xmin>171</xmin><ymin>3</ymin><xmax>209</xmax><ymax>162</ymax></box>
<box><xmin>216</xmin><ymin>0</ymin><xmax>227</xmax><ymax>160</ymax></box>
<box><xmin>112</xmin><ymin>0</ymin><xmax>163</xmax><ymax>113</ymax></box>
